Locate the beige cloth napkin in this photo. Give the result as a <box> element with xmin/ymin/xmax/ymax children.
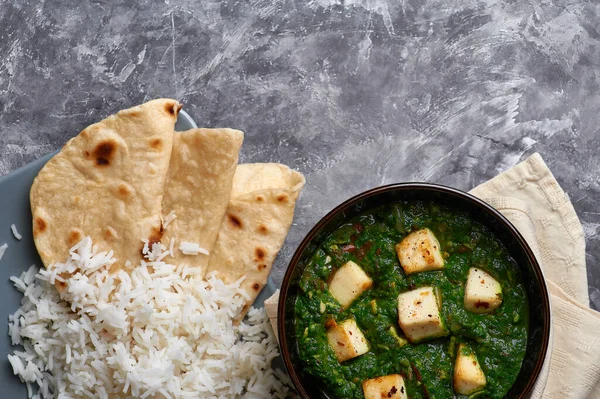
<box><xmin>265</xmin><ymin>153</ymin><xmax>600</xmax><ymax>398</ymax></box>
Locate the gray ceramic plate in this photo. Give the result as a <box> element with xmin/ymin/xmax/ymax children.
<box><xmin>0</xmin><ymin>110</ymin><xmax>277</xmax><ymax>397</ymax></box>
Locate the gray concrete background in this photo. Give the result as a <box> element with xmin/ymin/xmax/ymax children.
<box><xmin>1</xmin><ymin>0</ymin><xmax>599</xmax><ymax>310</ymax></box>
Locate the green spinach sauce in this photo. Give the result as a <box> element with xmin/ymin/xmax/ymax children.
<box><xmin>294</xmin><ymin>200</ymin><xmax>528</xmax><ymax>399</ymax></box>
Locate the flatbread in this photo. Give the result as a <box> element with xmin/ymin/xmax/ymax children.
<box><xmin>30</xmin><ymin>99</ymin><xmax>181</xmax><ymax>290</ymax></box>
<box><xmin>230</xmin><ymin>163</ymin><xmax>305</xmax><ymax>200</ymax></box>
<box><xmin>30</xmin><ymin>99</ymin><xmax>304</xmax><ymax>315</ymax></box>
<box><xmin>161</xmin><ymin>128</ymin><xmax>244</xmax><ymax>275</ymax></box>
<box><xmin>206</xmin><ymin>163</ymin><xmax>305</xmax><ymax>316</ymax></box>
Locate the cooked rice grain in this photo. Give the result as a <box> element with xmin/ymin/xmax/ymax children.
<box><xmin>11</xmin><ymin>224</ymin><xmax>22</xmax><ymax>240</ymax></box>
<box><xmin>179</xmin><ymin>242</ymin><xmax>210</xmax><ymax>256</ymax></box>
<box><xmin>0</xmin><ymin>242</ymin><xmax>7</xmax><ymax>263</ymax></box>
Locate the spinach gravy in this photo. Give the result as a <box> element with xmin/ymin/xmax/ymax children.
<box><xmin>294</xmin><ymin>200</ymin><xmax>528</xmax><ymax>399</ymax></box>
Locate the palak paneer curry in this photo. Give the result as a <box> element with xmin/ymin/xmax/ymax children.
<box><xmin>294</xmin><ymin>200</ymin><xmax>528</xmax><ymax>399</ymax></box>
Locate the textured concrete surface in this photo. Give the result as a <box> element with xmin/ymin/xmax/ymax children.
<box><xmin>1</xmin><ymin>0</ymin><xmax>599</xmax><ymax>310</ymax></box>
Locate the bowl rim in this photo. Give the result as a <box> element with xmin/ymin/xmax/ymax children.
<box><xmin>278</xmin><ymin>182</ymin><xmax>551</xmax><ymax>399</ymax></box>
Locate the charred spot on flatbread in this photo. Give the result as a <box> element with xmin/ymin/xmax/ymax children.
<box><xmin>141</xmin><ymin>225</ymin><xmax>164</xmax><ymax>255</ymax></box>
<box><xmin>252</xmin><ymin>283</ymin><xmax>261</xmax><ymax>291</ymax></box>
<box><xmin>90</xmin><ymin>140</ymin><xmax>116</xmax><ymax>166</ymax></box>
<box><xmin>257</xmin><ymin>224</ymin><xmax>268</xmax><ymax>234</ymax></box>
<box><xmin>228</xmin><ymin>214</ymin><xmax>243</xmax><ymax>228</ymax></box>
<box><xmin>67</xmin><ymin>229</ymin><xmax>83</xmax><ymax>246</ymax></box>
<box><xmin>117</xmin><ymin>183</ymin><xmax>132</xmax><ymax>199</ymax></box>
<box><xmin>33</xmin><ymin>216</ymin><xmax>47</xmax><ymax>236</ymax></box>
<box><xmin>149</xmin><ymin>138</ymin><xmax>163</xmax><ymax>151</ymax></box>
<box><xmin>257</xmin><ymin>263</ymin><xmax>267</xmax><ymax>271</ymax></box>
<box><xmin>276</xmin><ymin>193</ymin><xmax>288</xmax><ymax>203</ymax></box>
<box><xmin>256</xmin><ymin>195</ymin><xmax>265</xmax><ymax>202</ymax></box>
<box><xmin>255</xmin><ymin>247</ymin><xmax>266</xmax><ymax>261</ymax></box>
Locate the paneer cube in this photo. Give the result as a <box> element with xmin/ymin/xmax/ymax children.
<box><xmin>396</xmin><ymin>228</ymin><xmax>444</xmax><ymax>275</ymax></box>
<box><xmin>454</xmin><ymin>343</ymin><xmax>486</xmax><ymax>395</ymax></box>
<box><xmin>328</xmin><ymin>261</ymin><xmax>373</xmax><ymax>309</ymax></box>
<box><xmin>362</xmin><ymin>374</ymin><xmax>408</xmax><ymax>399</ymax></box>
<box><xmin>326</xmin><ymin>319</ymin><xmax>369</xmax><ymax>362</ymax></box>
<box><xmin>464</xmin><ymin>267</ymin><xmax>503</xmax><ymax>313</ymax></box>
<box><xmin>397</xmin><ymin>286</ymin><xmax>448</xmax><ymax>343</ymax></box>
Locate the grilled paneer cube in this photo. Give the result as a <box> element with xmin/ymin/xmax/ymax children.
<box><xmin>397</xmin><ymin>286</ymin><xmax>448</xmax><ymax>343</ymax></box>
<box><xmin>328</xmin><ymin>261</ymin><xmax>373</xmax><ymax>309</ymax></box>
<box><xmin>464</xmin><ymin>267</ymin><xmax>502</xmax><ymax>313</ymax></box>
<box><xmin>396</xmin><ymin>228</ymin><xmax>444</xmax><ymax>275</ymax></box>
<box><xmin>362</xmin><ymin>374</ymin><xmax>408</xmax><ymax>399</ymax></box>
<box><xmin>454</xmin><ymin>343</ymin><xmax>487</xmax><ymax>395</ymax></box>
<box><xmin>326</xmin><ymin>319</ymin><xmax>369</xmax><ymax>363</ymax></box>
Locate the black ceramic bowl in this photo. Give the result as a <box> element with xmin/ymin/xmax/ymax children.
<box><xmin>278</xmin><ymin>183</ymin><xmax>551</xmax><ymax>399</ymax></box>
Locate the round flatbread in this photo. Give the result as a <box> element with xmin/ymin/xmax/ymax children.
<box><xmin>206</xmin><ymin>163</ymin><xmax>305</xmax><ymax>317</ymax></box>
<box><xmin>30</xmin><ymin>98</ymin><xmax>181</xmax><ymax>290</ymax></box>
<box><xmin>161</xmin><ymin>128</ymin><xmax>244</xmax><ymax>275</ymax></box>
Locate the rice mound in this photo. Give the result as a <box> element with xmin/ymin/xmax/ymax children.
<box><xmin>8</xmin><ymin>237</ymin><xmax>293</xmax><ymax>399</ymax></box>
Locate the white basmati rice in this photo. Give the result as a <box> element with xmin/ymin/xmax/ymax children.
<box><xmin>8</xmin><ymin>237</ymin><xmax>294</xmax><ymax>398</ymax></box>
<box><xmin>168</xmin><ymin>238</ymin><xmax>175</xmax><ymax>258</ymax></box>
<box><xmin>179</xmin><ymin>242</ymin><xmax>210</xmax><ymax>256</ymax></box>
<box><xmin>163</xmin><ymin>211</ymin><xmax>177</xmax><ymax>229</ymax></box>
<box><xmin>0</xmin><ymin>243</ymin><xmax>7</xmax><ymax>263</ymax></box>
<box><xmin>11</xmin><ymin>224</ymin><xmax>22</xmax><ymax>240</ymax></box>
